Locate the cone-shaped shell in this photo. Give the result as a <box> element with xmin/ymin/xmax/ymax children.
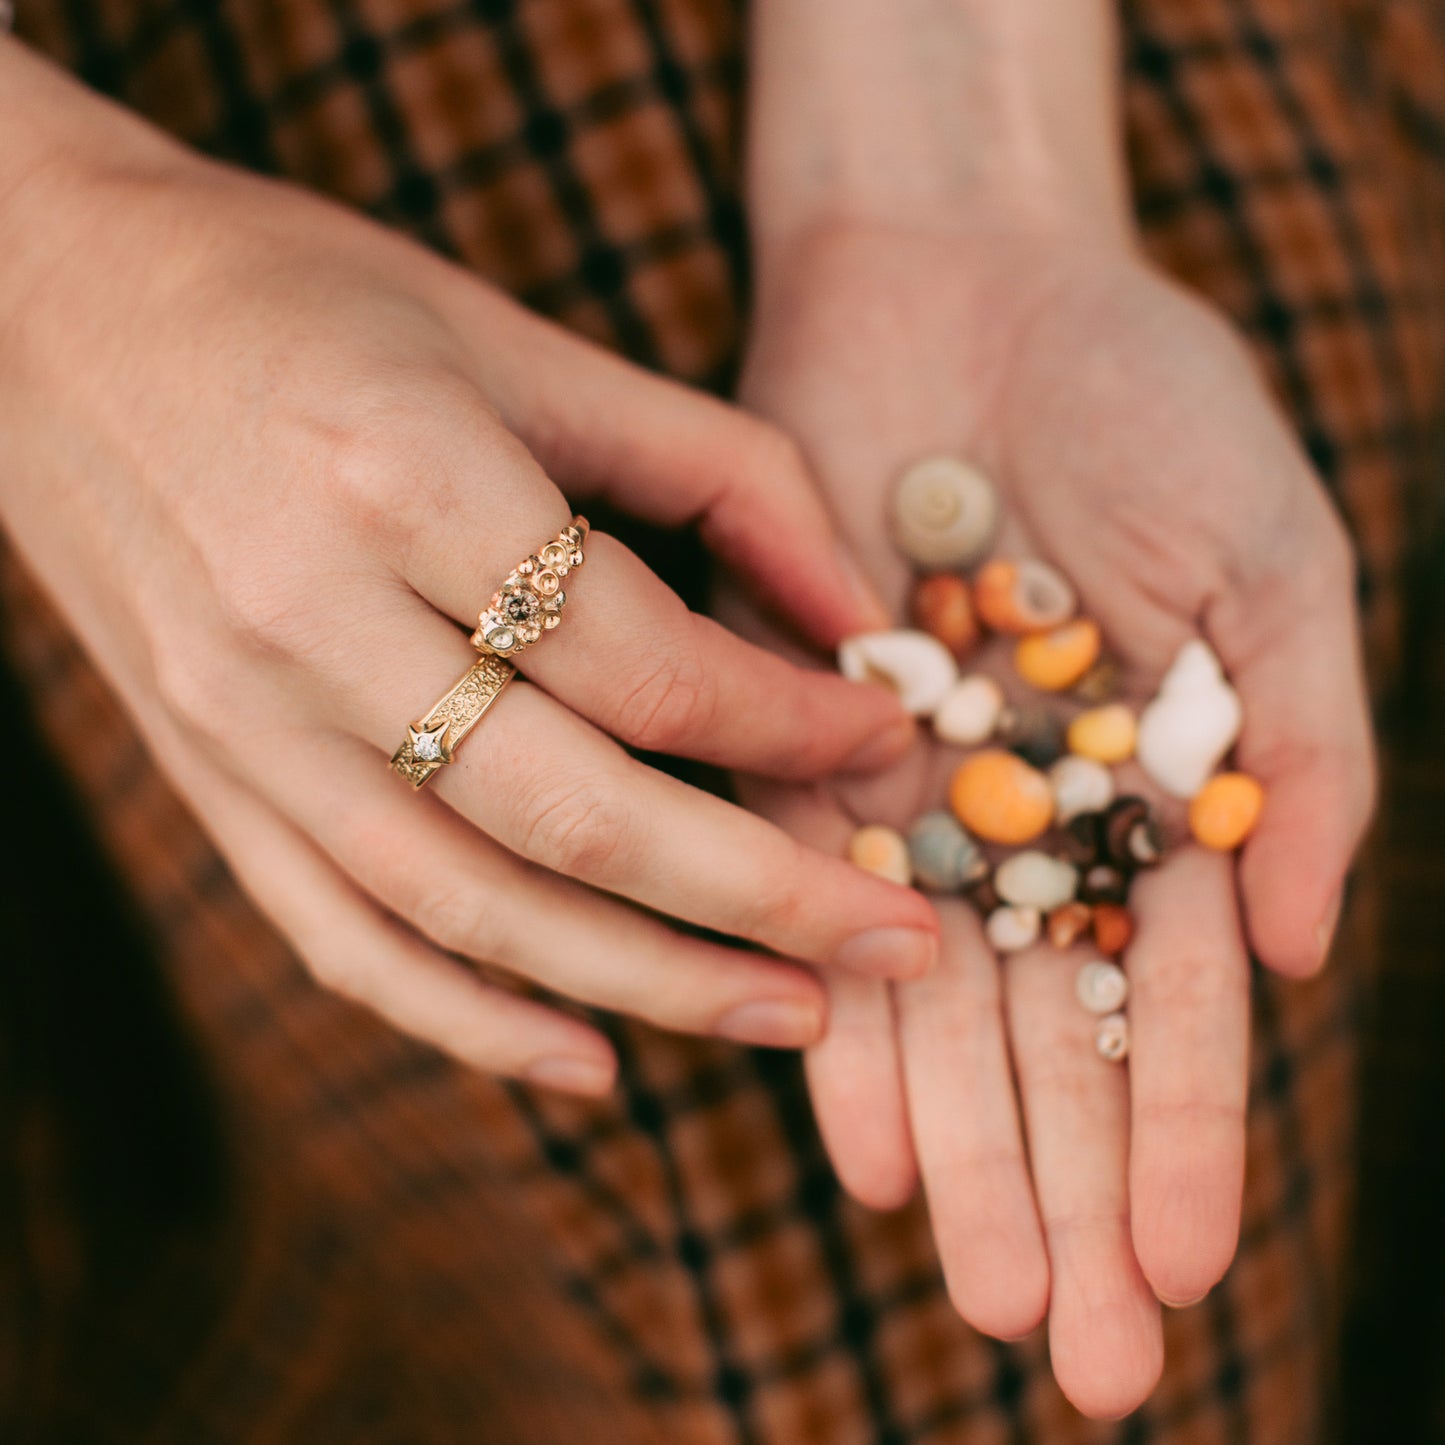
<box><xmin>1136</xmin><ymin>640</ymin><xmax>1242</xmax><ymax>798</ymax></box>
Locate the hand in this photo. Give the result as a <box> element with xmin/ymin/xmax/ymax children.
<box><xmin>728</xmin><ymin>218</ymin><xmax>1374</xmax><ymax>1416</ymax></box>
<box><xmin>0</xmin><ymin>47</ymin><xmax>940</xmax><ymax>1097</ymax></box>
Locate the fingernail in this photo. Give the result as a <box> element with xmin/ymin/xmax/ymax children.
<box><xmin>524</xmin><ymin>1056</ymin><xmax>614</xmax><ymax>1095</ymax></box>
<box><xmin>832</xmin><ymin>926</ymin><xmax>938</xmax><ymax>980</ymax></box>
<box><xmin>835</xmin><ymin>542</ymin><xmax>893</xmax><ymax>631</ymax></box>
<box><xmin>1157</xmin><ymin>1290</ymin><xmax>1208</xmax><ymax>1310</ymax></box>
<box><xmin>1316</xmin><ymin>891</ymin><xmax>1343</xmax><ymax>966</ymax></box>
<box><xmin>715</xmin><ymin>997</ymin><xmax>825</xmax><ymax>1048</ymax></box>
<box><xmin>840</xmin><ymin>716</ymin><xmax>916</xmax><ymax>774</ymax></box>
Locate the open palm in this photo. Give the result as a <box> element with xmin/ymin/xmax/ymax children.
<box><xmin>725</xmin><ymin>222</ymin><xmax>1373</xmax><ymax>1418</ymax></box>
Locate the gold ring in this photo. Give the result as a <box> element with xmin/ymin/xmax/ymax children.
<box><xmin>470</xmin><ymin>517</ymin><xmax>589</xmax><ymax>659</ymax></box>
<box><xmin>390</xmin><ymin>652</ymin><xmax>515</xmax><ymax>789</ymax></box>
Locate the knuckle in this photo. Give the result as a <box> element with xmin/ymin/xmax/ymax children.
<box><xmin>614</xmin><ymin>641</ymin><xmax>719</xmax><ymax>752</ymax></box>
<box><xmin>412</xmin><ymin>880</ymin><xmax>502</xmax><ymax>960</ymax></box>
<box><xmin>519</xmin><ymin>775</ymin><xmax>632</xmax><ymax>878</ymax></box>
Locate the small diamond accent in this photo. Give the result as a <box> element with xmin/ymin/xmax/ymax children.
<box><xmin>411</xmin><ymin>723</ymin><xmax>448</xmax><ymax>762</ymax></box>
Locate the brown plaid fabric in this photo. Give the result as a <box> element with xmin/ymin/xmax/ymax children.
<box><xmin>5</xmin><ymin>0</ymin><xmax>1445</xmax><ymax>1439</ymax></box>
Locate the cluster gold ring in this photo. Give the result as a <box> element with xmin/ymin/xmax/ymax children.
<box><xmin>390</xmin><ymin>517</ymin><xmax>589</xmax><ymax>789</ymax></box>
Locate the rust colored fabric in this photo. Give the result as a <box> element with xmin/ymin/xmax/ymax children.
<box><xmin>4</xmin><ymin>0</ymin><xmax>1445</xmax><ymax>1440</ymax></box>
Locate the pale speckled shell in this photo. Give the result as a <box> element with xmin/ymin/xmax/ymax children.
<box><xmin>838</xmin><ymin>629</ymin><xmax>960</xmax><ymax>716</ymax></box>
<box><xmin>1095</xmin><ymin>1011</ymin><xmax>1130</xmax><ymax>1062</ymax></box>
<box><xmin>932</xmin><ymin>675</ymin><xmax>1006</xmax><ymax>747</ymax></box>
<box><xmin>847</xmin><ymin>825</ymin><xmax>912</xmax><ymax>886</ymax></box>
<box><xmin>889</xmin><ymin>456</ymin><xmax>1001</xmax><ymax>569</ymax></box>
<box><xmin>985</xmin><ymin>904</ymin><xmax>1043</xmax><ymax>953</ymax></box>
<box><xmin>1048</xmin><ymin>756</ymin><xmax>1116</xmax><ymax>824</ymax></box>
<box><xmin>994</xmin><ymin>851</ymin><xmax>1079</xmax><ymax>911</ymax></box>
<box><xmin>1075</xmin><ymin>960</ymin><xmax>1129</xmax><ymax>1014</ymax></box>
<box><xmin>1136</xmin><ymin>640</ymin><xmax>1242</xmax><ymax>798</ymax></box>
<box><xmin>906</xmin><ymin>811</ymin><xmax>985</xmax><ymax>892</ymax></box>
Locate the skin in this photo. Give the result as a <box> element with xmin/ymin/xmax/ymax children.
<box><xmin>743</xmin><ymin>0</ymin><xmax>1374</xmax><ymax>1418</ymax></box>
<box><xmin>0</xmin><ymin>39</ymin><xmax>943</xmax><ymax>1098</ymax></box>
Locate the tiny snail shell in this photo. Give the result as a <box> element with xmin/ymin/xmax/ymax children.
<box><xmin>1136</xmin><ymin>639</ymin><xmax>1242</xmax><ymax>798</ymax></box>
<box><xmin>986</xmin><ymin>905</ymin><xmax>1042</xmax><ymax>953</ymax></box>
<box><xmin>838</xmin><ymin>629</ymin><xmax>959</xmax><ymax>716</ymax></box>
<box><xmin>997</xmin><ymin>700</ymin><xmax>1066</xmax><ymax>769</ymax></box>
<box><xmin>1091</xmin><ymin>903</ymin><xmax>1135</xmax><ymax>957</ymax></box>
<box><xmin>1095</xmin><ymin>1011</ymin><xmax>1130</xmax><ymax>1063</ymax></box>
<box><xmin>910</xmin><ymin>574</ymin><xmax>982</xmax><ymax>661</ymax></box>
<box><xmin>1189</xmin><ymin>772</ymin><xmax>1265</xmax><ymax>851</ymax></box>
<box><xmin>973</xmin><ymin>558</ymin><xmax>1077</xmax><ymax>635</ymax></box>
<box><xmin>1076</xmin><ymin>960</ymin><xmax>1129</xmax><ymax>1015</ymax></box>
<box><xmin>1015</xmin><ymin>619</ymin><xmax>1102</xmax><ymax>692</ymax></box>
<box><xmin>948</xmin><ymin>750</ymin><xmax>1055</xmax><ymax>846</ymax></box>
<box><xmin>994</xmin><ymin>851</ymin><xmax>1079</xmax><ymax>912</ymax></box>
<box><xmin>1067</xmin><ymin>704</ymin><xmax>1138</xmax><ymax>765</ymax></box>
<box><xmin>933</xmin><ymin>675</ymin><xmax>1006</xmax><ymax>747</ymax></box>
<box><xmin>1103</xmin><ymin>797</ymin><xmax>1162</xmax><ymax>869</ymax></box>
<box><xmin>1047</xmin><ymin>901</ymin><xmax>1094</xmax><ymax>950</ymax></box>
<box><xmin>1048</xmin><ymin>756</ymin><xmax>1116</xmax><ymax>825</ymax></box>
<box><xmin>847</xmin><ymin>825</ymin><xmax>912</xmax><ymax>886</ymax></box>
<box><xmin>906</xmin><ymin>811</ymin><xmax>986</xmax><ymax>892</ymax></box>
<box><xmin>889</xmin><ymin>456</ymin><xmax>1002</xmax><ymax>570</ymax></box>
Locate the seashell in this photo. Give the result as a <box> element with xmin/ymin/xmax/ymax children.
<box><xmin>1048</xmin><ymin>756</ymin><xmax>1116</xmax><ymax>825</ymax></box>
<box><xmin>1136</xmin><ymin>640</ymin><xmax>1243</xmax><ymax>798</ymax></box>
<box><xmin>1067</xmin><ymin>704</ymin><xmax>1138</xmax><ymax>765</ymax></box>
<box><xmin>948</xmin><ymin>750</ymin><xmax>1055</xmax><ymax>845</ymax></box>
<box><xmin>1076</xmin><ymin>960</ymin><xmax>1129</xmax><ymax>1015</ymax></box>
<box><xmin>986</xmin><ymin>905</ymin><xmax>1042</xmax><ymax>953</ymax></box>
<box><xmin>889</xmin><ymin>455</ymin><xmax>1001</xmax><ymax>569</ymax></box>
<box><xmin>995</xmin><ymin>851</ymin><xmax>1079</xmax><ymax>912</ymax></box>
<box><xmin>847</xmin><ymin>825</ymin><xmax>913</xmax><ymax>886</ymax></box>
<box><xmin>997</xmin><ymin>700</ymin><xmax>1066</xmax><ymax>769</ymax></box>
<box><xmin>1102</xmin><ymin>797</ymin><xmax>1162</xmax><ymax>869</ymax></box>
<box><xmin>933</xmin><ymin>675</ymin><xmax>1006</xmax><ymax>747</ymax></box>
<box><xmin>838</xmin><ymin>630</ymin><xmax>959</xmax><ymax>716</ymax></box>
<box><xmin>1079</xmin><ymin>862</ymin><xmax>1129</xmax><ymax>906</ymax></box>
<box><xmin>1095</xmin><ymin>1011</ymin><xmax>1130</xmax><ymax>1063</ymax></box>
<box><xmin>973</xmin><ymin>558</ymin><xmax>1077</xmax><ymax>634</ymax></box>
<box><xmin>1058</xmin><ymin>812</ymin><xmax>1105</xmax><ymax>868</ymax></box>
<box><xmin>1090</xmin><ymin>903</ymin><xmax>1135</xmax><ymax>957</ymax></box>
<box><xmin>1189</xmin><ymin>772</ymin><xmax>1265</xmax><ymax>851</ymax></box>
<box><xmin>910</xmin><ymin>574</ymin><xmax>982</xmax><ymax>661</ymax></box>
<box><xmin>964</xmin><ymin>873</ymin><xmax>1003</xmax><ymax>918</ymax></box>
<box><xmin>1047</xmin><ymin>901</ymin><xmax>1094</xmax><ymax>950</ymax></box>
<box><xmin>1074</xmin><ymin>658</ymin><xmax>1121</xmax><ymax>705</ymax></box>
<box><xmin>1015</xmin><ymin>619</ymin><xmax>1102</xmax><ymax>692</ymax></box>
<box><xmin>906</xmin><ymin>811</ymin><xmax>987</xmax><ymax>892</ymax></box>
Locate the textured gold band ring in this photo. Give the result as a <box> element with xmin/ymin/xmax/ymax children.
<box><xmin>470</xmin><ymin>517</ymin><xmax>589</xmax><ymax>659</ymax></box>
<box><xmin>390</xmin><ymin>652</ymin><xmax>515</xmax><ymax>789</ymax></box>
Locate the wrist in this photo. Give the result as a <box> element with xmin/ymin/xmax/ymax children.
<box><xmin>746</xmin><ymin>2</ymin><xmax>1136</xmax><ymax>272</ymax></box>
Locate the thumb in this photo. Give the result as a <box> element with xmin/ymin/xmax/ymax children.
<box><xmin>1205</xmin><ymin>519</ymin><xmax>1376</xmax><ymax>977</ymax></box>
<box><xmin>468</xmin><ymin>298</ymin><xmax>890</xmax><ymax>648</ymax></box>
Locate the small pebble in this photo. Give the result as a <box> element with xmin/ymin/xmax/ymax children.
<box><xmin>1079</xmin><ymin>863</ymin><xmax>1129</xmax><ymax>905</ymax></box>
<box><xmin>889</xmin><ymin>455</ymin><xmax>1001</xmax><ymax>570</ymax></box>
<box><xmin>1090</xmin><ymin>903</ymin><xmax>1135</xmax><ymax>957</ymax></box>
<box><xmin>1048</xmin><ymin>756</ymin><xmax>1116</xmax><ymax>825</ymax></box>
<box><xmin>906</xmin><ymin>811</ymin><xmax>986</xmax><ymax>892</ymax></box>
<box><xmin>933</xmin><ymin>675</ymin><xmax>1006</xmax><ymax>747</ymax></box>
<box><xmin>1076</xmin><ymin>960</ymin><xmax>1129</xmax><ymax>1014</ymax></box>
<box><xmin>1067</xmin><ymin>703</ymin><xmax>1138</xmax><ymax>765</ymax></box>
<box><xmin>1095</xmin><ymin>1011</ymin><xmax>1130</xmax><ymax>1062</ymax></box>
<box><xmin>1047</xmin><ymin>902</ymin><xmax>1094</xmax><ymax>950</ymax></box>
<box><xmin>973</xmin><ymin>558</ymin><xmax>1077</xmax><ymax>634</ymax></box>
<box><xmin>910</xmin><ymin>574</ymin><xmax>982</xmax><ymax>661</ymax></box>
<box><xmin>949</xmin><ymin>750</ymin><xmax>1056</xmax><ymax>845</ymax></box>
<box><xmin>997</xmin><ymin>700</ymin><xmax>1066</xmax><ymax>769</ymax></box>
<box><xmin>1136</xmin><ymin>640</ymin><xmax>1242</xmax><ymax>798</ymax></box>
<box><xmin>838</xmin><ymin>629</ymin><xmax>959</xmax><ymax>716</ymax></box>
<box><xmin>986</xmin><ymin>905</ymin><xmax>1042</xmax><ymax>953</ymax></box>
<box><xmin>847</xmin><ymin>825</ymin><xmax>912</xmax><ymax>886</ymax></box>
<box><xmin>1015</xmin><ymin>619</ymin><xmax>1102</xmax><ymax>692</ymax></box>
<box><xmin>1074</xmin><ymin>658</ymin><xmax>1120</xmax><ymax>705</ymax></box>
<box><xmin>1189</xmin><ymin>772</ymin><xmax>1265</xmax><ymax>851</ymax></box>
<box><xmin>995</xmin><ymin>851</ymin><xmax>1079</xmax><ymax>912</ymax></box>
<box><xmin>1103</xmin><ymin>797</ymin><xmax>1162</xmax><ymax>869</ymax></box>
